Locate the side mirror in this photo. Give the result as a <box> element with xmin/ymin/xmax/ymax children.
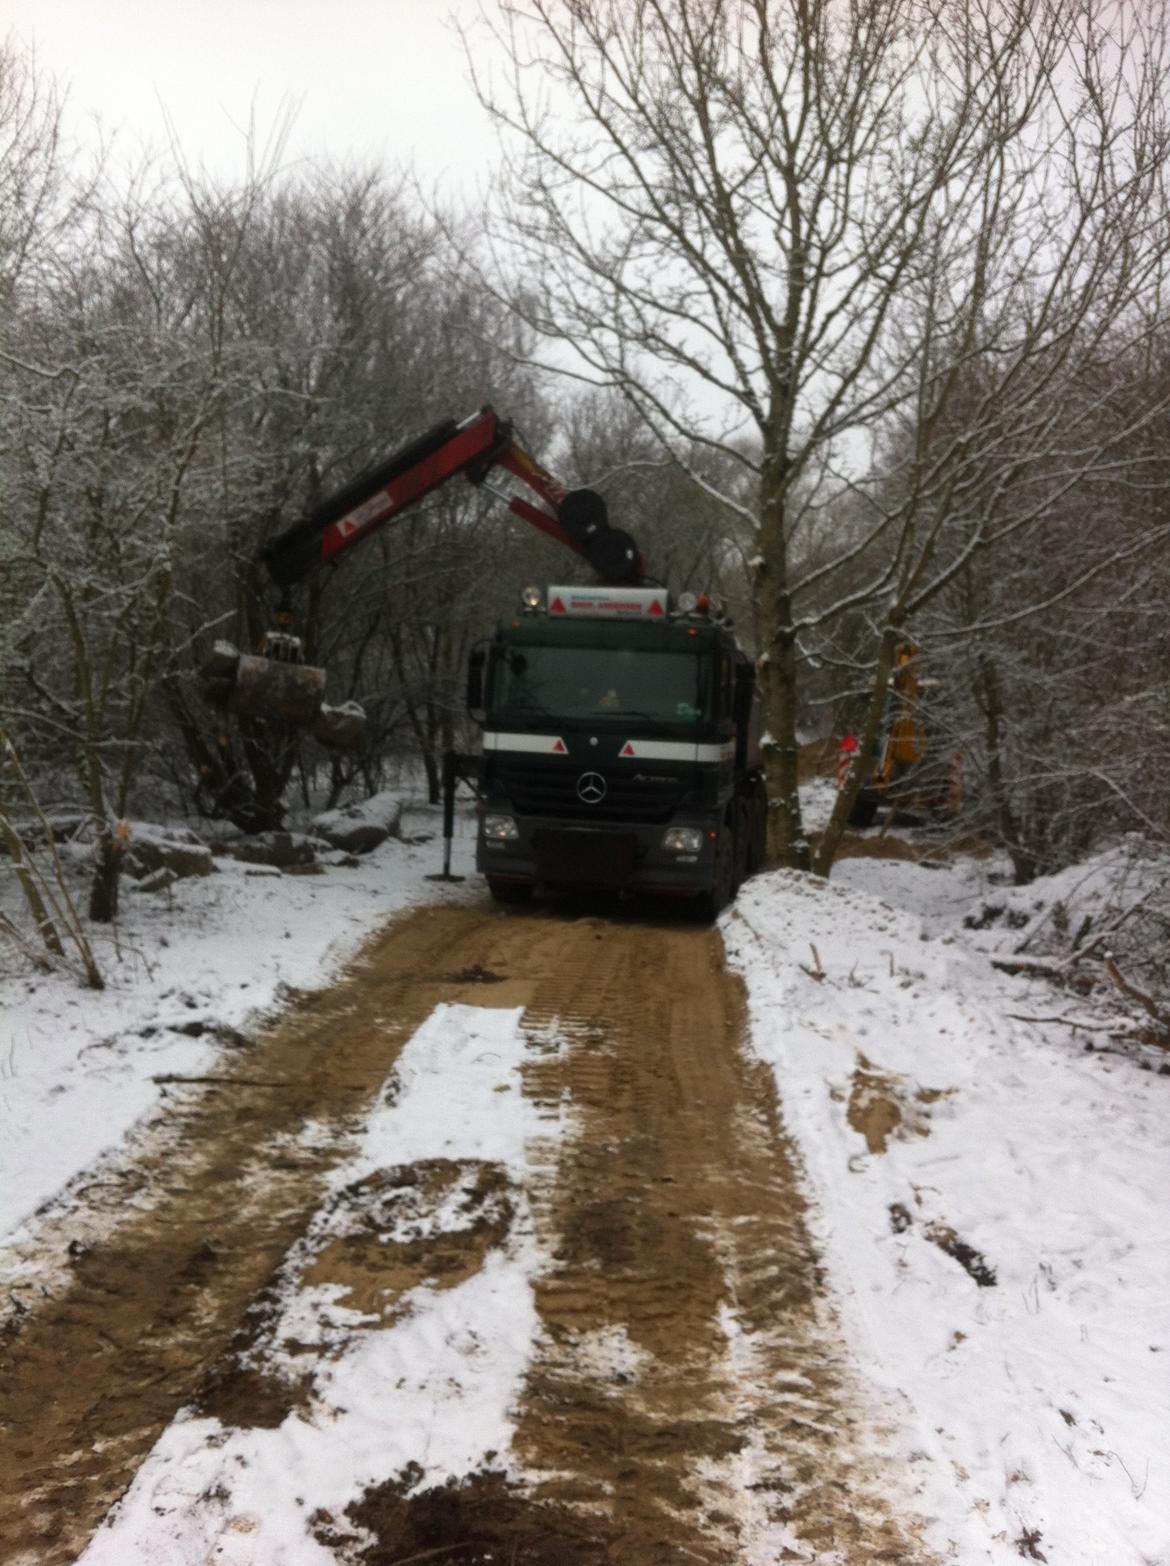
<box><xmin>466</xmin><ymin>648</ymin><xmax>486</xmax><ymax>720</ymax></box>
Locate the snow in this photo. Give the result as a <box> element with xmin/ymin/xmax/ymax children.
<box><xmin>80</xmin><ymin>1002</ymin><xmax>565</xmax><ymax>1566</ymax></box>
<box><xmin>312</xmin><ymin>788</ymin><xmax>402</xmax><ymax>840</ymax></box>
<box><xmin>723</xmin><ymin>860</ymin><xmax>1170</xmax><ymax>1564</ymax></box>
<box><xmin>4</xmin><ymin>800</ymin><xmax>1169</xmax><ymax>1562</ymax></box>
<box><xmin>0</xmin><ymin>806</ymin><xmax>473</xmax><ymax>1247</ymax></box>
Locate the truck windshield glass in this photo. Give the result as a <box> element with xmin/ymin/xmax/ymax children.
<box><xmin>492</xmin><ymin>646</ymin><xmax>708</xmax><ymax>724</ymax></box>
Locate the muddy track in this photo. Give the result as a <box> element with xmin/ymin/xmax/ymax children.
<box><xmin>0</xmin><ymin>897</ymin><xmax>927</xmax><ymax>1563</ymax></box>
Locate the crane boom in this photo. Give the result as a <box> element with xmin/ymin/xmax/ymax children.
<box><xmin>202</xmin><ymin>406</ymin><xmax>644</xmax><ymax>745</ymax></box>
<box><xmin>260</xmin><ymin>406</ymin><xmax>642</xmax><ymax>589</ymax></box>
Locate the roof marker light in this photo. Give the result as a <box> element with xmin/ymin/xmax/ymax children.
<box><xmin>678</xmin><ymin>591</ymin><xmax>697</xmax><ymax>613</ymax></box>
<box><xmin>522</xmin><ymin>585</ymin><xmax>542</xmax><ymax>609</ymax></box>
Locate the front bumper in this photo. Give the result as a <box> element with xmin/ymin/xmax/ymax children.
<box><xmin>477</xmin><ymin>814</ymin><xmax>715</xmax><ymax>895</ymax></box>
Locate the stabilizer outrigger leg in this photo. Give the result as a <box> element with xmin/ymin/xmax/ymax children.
<box><xmin>426</xmin><ymin>749</ymin><xmax>479</xmax><ymax>883</ymax></box>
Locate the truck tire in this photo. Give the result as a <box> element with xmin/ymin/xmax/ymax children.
<box><xmin>694</xmin><ymin>816</ymin><xmax>735</xmax><ymax>922</ymax></box>
<box><xmin>733</xmin><ymin>798</ymin><xmax>752</xmax><ymax>890</ymax></box>
<box><xmin>487</xmin><ymin>877</ymin><xmax>531</xmax><ymax>906</ymax></box>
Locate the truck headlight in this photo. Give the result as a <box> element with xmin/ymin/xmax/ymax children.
<box><xmin>483</xmin><ymin>813</ymin><xmax>520</xmax><ymax>842</ymax></box>
<box><xmin>662</xmin><ymin>826</ymin><xmax>703</xmax><ymax>853</ymax></box>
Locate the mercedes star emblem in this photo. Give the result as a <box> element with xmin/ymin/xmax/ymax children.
<box><xmin>576</xmin><ymin>771</ymin><xmax>607</xmax><ymax>804</ymax></box>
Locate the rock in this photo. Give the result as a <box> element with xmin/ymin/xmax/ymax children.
<box><xmin>124</xmin><ymin>826</ymin><xmax>214</xmax><ymax>881</ymax></box>
<box><xmin>1</xmin><ymin>813</ymin><xmax>89</xmax><ymax>852</ymax></box>
<box><xmin>319</xmin><ymin>851</ymin><xmax>362</xmax><ymax>869</ymax></box>
<box><xmin>132</xmin><ymin>866</ymin><xmax>177</xmax><ymax>894</ymax></box>
<box><xmin>313</xmin><ymin>792</ymin><xmax>402</xmax><ymax>854</ymax></box>
<box><xmin>221</xmin><ymin>831</ymin><xmax>318</xmax><ymax>869</ymax></box>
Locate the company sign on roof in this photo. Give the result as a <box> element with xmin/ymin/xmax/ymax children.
<box><xmin>547</xmin><ymin>586</ymin><xmax>666</xmax><ymax>619</ymax></box>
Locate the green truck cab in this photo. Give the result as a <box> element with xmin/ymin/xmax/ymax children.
<box><xmin>470</xmin><ymin>586</ymin><xmax>767</xmax><ymax>916</ymax></box>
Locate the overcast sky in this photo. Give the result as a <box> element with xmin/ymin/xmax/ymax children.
<box><xmin>6</xmin><ymin>0</ymin><xmax>496</xmax><ymax>189</ymax></box>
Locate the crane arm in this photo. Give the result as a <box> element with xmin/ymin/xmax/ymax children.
<box><xmin>259</xmin><ymin>406</ymin><xmax>642</xmax><ymax>589</ymax></box>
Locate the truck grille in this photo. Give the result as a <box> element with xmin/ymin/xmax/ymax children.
<box><xmin>497</xmin><ymin>761</ymin><xmax>686</xmax><ymax>824</ymax></box>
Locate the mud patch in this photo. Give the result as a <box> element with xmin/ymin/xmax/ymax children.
<box><xmin>194</xmin><ymin>1280</ymin><xmax>315</xmax><ymax>1429</ymax></box>
<box><xmin>849</xmin><ymin>1082</ymin><xmax>903</xmax><ymax>1154</ymax></box>
<box><xmin>925</xmin><ymin>1223</ymin><xmax>998</xmax><ymax>1288</ymax></box>
<box><xmin>300</xmin><ymin>1160</ymin><xmax>516</xmax><ymax>1320</ymax></box>
<box><xmin>196</xmin><ymin>1356</ymin><xmax>314</xmax><ymax>1429</ymax></box>
<box><xmin>193</xmin><ymin>1159</ymin><xmax>520</xmax><ymax>1430</ymax></box>
<box><xmin>887</xmin><ymin>1203</ymin><xmax>998</xmax><ymax>1288</ymax></box>
<box><xmin>316</xmin><ymin>1469</ymin><xmax>611</xmax><ymax>1564</ymax></box>
<box><xmin>847</xmin><ymin>1055</ymin><xmax>950</xmax><ymax>1155</ymax></box>
<box><xmin>446</xmin><ymin>963</ymin><xmax>508</xmax><ymax>985</ymax></box>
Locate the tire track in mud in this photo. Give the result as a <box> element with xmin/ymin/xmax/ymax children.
<box><xmin>0</xmin><ymin>902</ymin><xmax>534</xmax><ymax>1566</ymax></box>
<box><xmin>0</xmin><ymin>896</ymin><xmax>929</xmax><ymax>1564</ymax></box>
<box><xmin>496</xmin><ymin>909</ymin><xmax>924</xmax><ymax>1563</ymax></box>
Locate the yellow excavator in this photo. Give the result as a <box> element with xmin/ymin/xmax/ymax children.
<box><xmin>839</xmin><ymin>643</ymin><xmax>961</xmax><ymax>828</ymax></box>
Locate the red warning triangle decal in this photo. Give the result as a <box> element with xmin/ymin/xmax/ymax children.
<box><xmin>648</xmin><ymin>598</ymin><xmax>664</xmax><ymax>617</ymax></box>
<box><xmin>550</xmin><ymin>596</ymin><xmax>566</xmax><ymax>614</ymax></box>
<box><xmin>621</xmin><ymin>742</ymin><xmax>636</xmax><ymax>757</ymax></box>
<box><xmin>552</xmin><ymin>738</ymin><xmax>567</xmax><ymax>753</ymax></box>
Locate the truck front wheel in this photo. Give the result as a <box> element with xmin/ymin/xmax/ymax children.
<box><xmin>694</xmin><ymin>818</ymin><xmax>735</xmax><ymax>922</ymax></box>
<box><xmin>733</xmin><ymin>798</ymin><xmax>752</xmax><ymax>890</ymax></box>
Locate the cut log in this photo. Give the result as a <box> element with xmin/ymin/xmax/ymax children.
<box><xmin>230</xmin><ymin>655</ymin><xmax>325</xmax><ymax>724</ymax></box>
<box><xmin>313</xmin><ymin>701</ymin><xmax>367</xmax><ymax>750</ymax></box>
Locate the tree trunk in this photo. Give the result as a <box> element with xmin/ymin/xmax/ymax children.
<box><xmin>976</xmin><ymin>652</ymin><xmax>1036</xmax><ymax>885</ymax></box>
<box><xmin>0</xmin><ymin>811</ymin><xmax>65</xmax><ymax>957</ymax></box>
<box><xmin>812</xmin><ymin>626</ymin><xmax>902</xmax><ymax>877</ymax></box>
<box><xmin>88</xmin><ymin>826</ymin><xmax>122</xmax><ymax>923</ymax></box>
<box><xmin>754</xmin><ymin>464</ymin><xmax>809</xmax><ymax>870</ymax></box>
<box><xmin>422</xmin><ymin>745</ymin><xmax>441</xmax><ymax>806</ymax></box>
<box><xmin>757</xmin><ymin>634</ymin><xmax>808</xmax><ymax>869</ymax></box>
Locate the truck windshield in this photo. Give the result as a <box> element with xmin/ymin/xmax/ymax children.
<box><xmin>491</xmin><ymin>645</ymin><xmax>708</xmax><ymax>725</ymax></box>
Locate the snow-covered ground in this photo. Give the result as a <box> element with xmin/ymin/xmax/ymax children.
<box><xmin>725</xmin><ymin>855</ymin><xmax>1170</xmax><ymax>1564</ymax></box>
<box><xmin>3</xmin><ymin>800</ymin><xmax>1169</xmax><ymax>1563</ymax></box>
<box><xmin>1</xmin><ymin>806</ymin><xmax>476</xmax><ymax>1243</ymax></box>
<box><xmin>79</xmin><ymin>1001</ymin><xmax>566</xmax><ymax>1566</ymax></box>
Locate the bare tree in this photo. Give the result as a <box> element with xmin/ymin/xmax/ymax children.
<box><xmin>467</xmin><ymin>0</ymin><xmax>1170</xmax><ymax>869</ymax></box>
<box><xmin>918</xmin><ymin>341</ymin><xmax>1170</xmax><ymax>881</ymax></box>
<box><xmin>0</xmin><ymin>39</ymin><xmax>113</xmax><ymax>962</ymax></box>
<box><xmin>0</xmin><ymin>39</ymin><xmax>67</xmax><ymax>302</ymax></box>
<box><xmin>154</xmin><ymin>164</ymin><xmax>447</xmax><ymax>832</ymax></box>
<box><xmin>3</xmin><ymin>198</ymin><xmax>225</xmax><ymax>918</ymax></box>
<box><xmin>1</xmin><ymin>131</ymin><xmax>298</xmax><ymax>916</ymax></box>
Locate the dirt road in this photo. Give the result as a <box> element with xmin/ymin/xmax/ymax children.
<box><xmin>1</xmin><ymin>897</ymin><xmax>927</xmax><ymax>1563</ymax></box>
